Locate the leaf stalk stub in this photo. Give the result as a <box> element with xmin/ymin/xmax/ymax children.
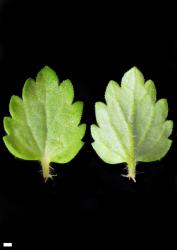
<box><xmin>122</xmin><ymin>160</ymin><xmax>136</xmax><ymax>182</ymax></box>
<box><xmin>41</xmin><ymin>157</ymin><xmax>56</xmax><ymax>182</ymax></box>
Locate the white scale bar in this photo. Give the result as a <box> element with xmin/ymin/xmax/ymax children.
<box><xmin>3</xmin><ymin>243</ymin><xmax>12</xmax><ymax>247</ymax></box>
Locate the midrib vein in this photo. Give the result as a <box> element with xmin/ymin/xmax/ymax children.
<box><xmin>129</xmin><ymin>83</ymin><xmax>136</xmax><ymax>162</ymax></box>
<box><xmin>43</xmin><ymin>82</ymin><xmax>48</xmax><ymax>157</ymax></box>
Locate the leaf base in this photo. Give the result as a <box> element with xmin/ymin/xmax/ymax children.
<box><xmin>41</xmin><ymin>158</ymin><xmax>57</xmax><ymax>182</ymax></box>
<box><xmin>122</xmin><ymin>161</ymin><xmax>137</xmax><ymax>182</ymax></box>
<box><xmin>122</xmin><ymin>174</ymin><xmax>136</xmax><ymax>183</ymax></box>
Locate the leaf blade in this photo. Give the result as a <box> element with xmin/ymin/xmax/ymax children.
<box><xmin>3</xmin><ymin>66</ymin><xmax>86</xmax><ymax>181</ymax></box>
<box><xmin>91</xmin><ymin>67</ymin><xmax>173</xmax><ymax>181</ymax></box>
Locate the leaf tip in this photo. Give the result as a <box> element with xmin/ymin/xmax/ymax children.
<box><xmin>121</xmin><ymin>66</ymin><xmax>145</xmax><ymax>86</ymax></box>
<box><xmin>37</xmin><ymin>65</ymin><xmax>59</xmax><ymax>84</ymax></box>
<box><xmin>129</xmin><ymin>66</ymin><xmax>141</xmax><ymax>73</ymax></box>
<box><xmin>42</xmin><ymin>65</ymin><xmax>55</xmax><ymax>74</ymax></box>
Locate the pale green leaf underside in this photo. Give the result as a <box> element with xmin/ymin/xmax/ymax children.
<box><xmin>91</xmin><ymin>67</ymin><xmax>173</xmax><ymax>179</ymax></box>
<box><xmin>3</xmin><ymin>66</ymin><xmax>86</xmax><ymax>179</ymax></box>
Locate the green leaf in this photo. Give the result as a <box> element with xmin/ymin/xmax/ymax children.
<box><xmin>3</xmin><ymin>66</ymin><xmax>86</xmax><ymax>181</ymax></box>
<box><xmin>91</xmin><ymin>67</ymin><xmax>173</xmax><ymax>182</ymax></box>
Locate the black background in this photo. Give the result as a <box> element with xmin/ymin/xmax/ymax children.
<box><xmin>0</xmin><ymin>0</ymin><xmax>177</xmax><ymax>247</ymax></box>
